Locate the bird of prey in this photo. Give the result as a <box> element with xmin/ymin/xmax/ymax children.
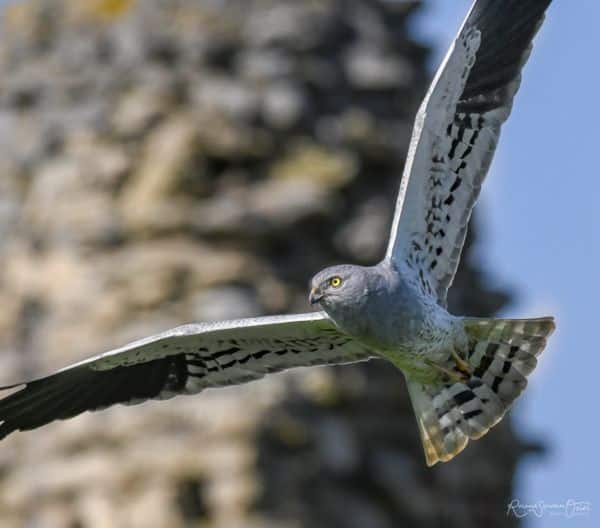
<box><xmin>0</xmin><ymin>0</ymin><xmax>555</xmax><ymax>466</ymax></box>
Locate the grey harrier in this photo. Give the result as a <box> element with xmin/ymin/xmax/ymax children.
<box><xmin>0</xmin><ymin>0</ymin><xmax>555</xmax><ymax>466</ymax></box>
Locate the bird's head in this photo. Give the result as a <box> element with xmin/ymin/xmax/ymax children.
<box><xmin>308</xmin><ymin>264</ymin><xmax>368</xmax><ymax>310</ymax></box>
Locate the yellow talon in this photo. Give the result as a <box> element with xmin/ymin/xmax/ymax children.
<box><xmin>451</xmin><ymin>348</ymin><xmax>471</xmax><ymax>376</ymax></box>
<box><xmin>425</xmin><ymin>359</ymin><xmax>466</xmax><ymax>383</ymax></box>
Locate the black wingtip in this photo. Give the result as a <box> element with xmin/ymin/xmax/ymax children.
<box><xmin>0</xmin><ymin>355</ymin><xmax>191</xmax><ymax>440</ymax></box>
<box><xmin>458</xmin><ymin>0</ymin><xmax>553</xmax><ymax>113</ymax></box>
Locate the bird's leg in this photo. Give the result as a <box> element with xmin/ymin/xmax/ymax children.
<box><xmin>451</xmin><ymin>348</ymin><xmax>472</xmax><ymax>376</ymax></box>
<box><xmin>425</xmin><ymin>359</ymin><xmax>466</xmax><ymax>383</ymax></box>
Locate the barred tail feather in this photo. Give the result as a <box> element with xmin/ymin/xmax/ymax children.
<box><xmin>408</xmin><ymin>316</ymin><xmax>555</xmax><ymax>466</ymax></box>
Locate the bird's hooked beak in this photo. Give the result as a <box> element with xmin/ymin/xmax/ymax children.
<box><xmin>309</xmin><ymin>286</ymin><xmax>323</xmax><ymax>305</ymax></box>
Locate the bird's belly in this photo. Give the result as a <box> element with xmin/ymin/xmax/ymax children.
<box><xmin>378</xmin><ymin>343</ymin><xmax>443</xmax><ymax>384</ymax></box>
<box><xmin>364</xmin><ymin>316</ymin><xmax>460</xmax><ymax>384</ymax></box>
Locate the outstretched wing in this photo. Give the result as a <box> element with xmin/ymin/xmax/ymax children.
<box><xmin>386</xmin><ymin>0</ymin><xmax>552</xmax><ymax>303</ymax></box>
<box><xmin>0</xmin><ymin>312</ymin><xmax>372</xmax><ymax>439</ymax></box>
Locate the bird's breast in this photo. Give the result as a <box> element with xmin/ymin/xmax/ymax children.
<box><xmin>328</xmin><ymin>287</ymin><xmax>431</xmax><ymax>351</ymax></box>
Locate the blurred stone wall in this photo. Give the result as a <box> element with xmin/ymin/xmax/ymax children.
<box><xmin>0</xmin><ymin>0</ymin><xmax>528</xmax><ymax>527</ymax></box>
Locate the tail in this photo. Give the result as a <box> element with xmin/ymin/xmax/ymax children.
<box><xmin>407</xmin><ymin>316</ymin><xmax>555</xmax><ymax>466</ymax></box>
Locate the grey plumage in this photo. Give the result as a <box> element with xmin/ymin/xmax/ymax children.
<box><xmin>0</xmin><ymin>0</ymin><xmax>556</xmax><ymax>467</ymax></box>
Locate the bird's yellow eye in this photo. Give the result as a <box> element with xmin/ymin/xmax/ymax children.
<box><xmin>330</xmin><ymin>276</ymin><xmax>343</xmax><ymax>288</ymax></box>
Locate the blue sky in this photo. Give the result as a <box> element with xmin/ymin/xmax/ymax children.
<box><xmin>415</xmin><ymin>2</ymin><xmax>599</xmax><ymax>526</ymax></box>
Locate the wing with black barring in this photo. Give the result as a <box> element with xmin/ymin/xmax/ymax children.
<box><xmin>0</xmin><ymin>312</ymin><xmax>372</xmax><ymax>439</ymax></box>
